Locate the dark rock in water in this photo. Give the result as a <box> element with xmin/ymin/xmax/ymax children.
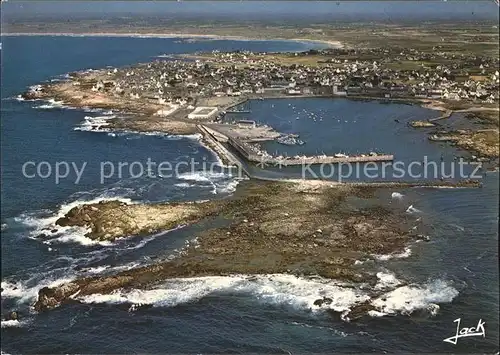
<box><xmin>55</xmin><ymin>217</ymin><xmax>68</xmax><ymax>227</ymax></box>
<box><xmin>6</xmin><ymin>311</ymin><xmax>18</xmax><ymax>321</ymax></box>
<box><xmin>313</xmin><ymin>296</ymin><xmax>333</xmax><ymax>307</ymax></box>
<box><xmin>394</xmin><ymin>119</ymin><xmax>400</xmax><ymax>123</ymax></box>
<box><xmin>346</xmin><ymin>302</ymin><xmax>376</xmax><ymax>321</ymax></box>
<box><xmin>37</xmin><ymin>233</ymin><xmax>47</xmax><ymax>239</ymax></box>
<box><xmin>34</xmin><ymin>283</ymin><xmax>80</xmax><ymax>312</ymax></box>
<box><xmin>51</xmin><ymin>229</ymin><xmax>58</xmax><ymax>234</ymax></box>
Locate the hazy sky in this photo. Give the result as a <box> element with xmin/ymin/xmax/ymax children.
<box><xmin>2</xmin><ymin>1</ymin><xmax>498</xmax><ymax>23</ymax></box>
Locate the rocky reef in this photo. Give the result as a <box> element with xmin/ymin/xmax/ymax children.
<box><xmin>54</xmin><ymin>199</ymin><xmax>221</xmax><ymax>241</ymax></box>
<box><xmin>34</xmin><ymin>181</ymin><xmax>422</xmax><ymax>315</ymax></box>
<box><xmin>429</xmin><ymin>129</ymin><xmax>499</xmax><ymax>160</ymax></box>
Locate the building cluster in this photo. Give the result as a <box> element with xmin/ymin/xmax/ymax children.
<box><xmin>89</xmin><ymin>46</ymin><xmax>499</xmax><ymax>107</ymax></box>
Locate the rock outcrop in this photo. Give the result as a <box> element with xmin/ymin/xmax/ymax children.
<box><xmin>34</xmin><ymin>181</ymin><xmax>420</xmax><ymax>315</ymax></box>
<box><xmin>55</xmin><ymin>200</ymin><xmax>220</xmax><ymax>241</ymax></box>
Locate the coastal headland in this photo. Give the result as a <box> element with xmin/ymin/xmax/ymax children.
<box><xmin>10</xmin><ymin>24</ymin><xmax>498</xmax><ymax>319</ymax></box>
<box><xmin>33</xmin><ymin>180</ymin><xmax>428</xmax><ymax>317</ymax></box>
<box><xmin>21</xmin><ymin>44</ymin><xmax>499</xmax><ymax>163</ymax></box>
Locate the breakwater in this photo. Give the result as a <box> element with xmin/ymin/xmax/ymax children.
<box><xmin>197</xmin><ymin>125</ymin><xmax>481</xmax><ymax>189</ymax></box>
<box><xmin>228</xmin><ymin>136</ymin><xmax>394</xmax><ymax>166</ymax></box>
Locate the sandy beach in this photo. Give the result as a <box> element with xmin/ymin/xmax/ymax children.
<box><xmin>1</xmin><ymin>31</ymin><xmax>343</xmax><ymax>48</ymax></box>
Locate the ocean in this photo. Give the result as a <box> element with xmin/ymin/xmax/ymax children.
<box><xmin>1</xmin><ymin>35</ymin><xmax>499</xmax><ymax>353</ymax></box>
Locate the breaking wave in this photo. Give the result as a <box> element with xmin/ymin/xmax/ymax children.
<box><xmin>1</xmin><ymin>277</ymin><xmax>76</xmax><ymax>306</ymax></box>
<box><xmin>79</xmin><ymin>274</ymin><xmax>369</xmax><ymax>313</ymax></box>
<box><xmin>1</xmin><ymin>320</ymin><xmax>23</xmax><ymax>328</ymax></box>
<box><xmin>1</xmin><ymin>259</ymin><xmax>143</xmax><ymax>307</ymax></box>
<box><xmin>14</xmin><ymin>94</ymin><xmax>32</xmax><ymax>102</ymax></box>
<box><xmin>370</xmin><ymin>279</ymin><xmax>459</xmax><ymax>317</ymax></box>
<box><xmin>74</xmin><ymin>115</ymin><xmax>115</xmax><ymax>132</ymax></box>
<box><xmin>14</xmin><ymin>196</ymin><xmax>135</xmax><ymax>246</ymax></box>
<box><xmin>372</xmin><ymin>247</ymin><xmax>412</xmax><ymax>261</ymax></box>
<box><xmin>406</xmin><ymin>205</ymin><xmax>422</xmax><ymax>214</ymax></box>
<box><xmin>176</xmin><ymin>170</ymin><xmax>243</xmax><ymax>194</ymax></box>
<box><xmin>33</xmin><ymin>99</ymin><xmax>65</xmax><ymax>110</ymax></box>
<box><xmin>78</xmin><ymin>273</ymin><xmax>459</xmax><ymax>320</ymax></box>
<box><xmin>391</xmin><ymin>192</ymin><xmax>404</xmax><ymax>200</ymax></box>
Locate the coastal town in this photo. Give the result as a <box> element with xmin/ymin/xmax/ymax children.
<box><xmin>49</xmin><ymin>46</ymin><xmax>499</xmax><ymax>108</ymax></box>
<box><xmin>23</xmin><ymin>44</ymin><xmax>500</xmax><ymax>166</ymax></box>
<box><xmin>2</xmin><ymin>8</ymin><xmax>499</xmax><ymax>339</ymax></box>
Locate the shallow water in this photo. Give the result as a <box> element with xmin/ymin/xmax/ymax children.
<box><xmin>1</xmin><ymin>35</ymin><xmax>498</xmax><ymax>353</ymax></box>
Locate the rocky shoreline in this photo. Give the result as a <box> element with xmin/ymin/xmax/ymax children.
<box><xmin>33</xmin><ymin>181</ymin><xmax>427</xmax><ymax>317</ymax></box>
<box><xmin>16</xmin><ymin>49</ymin><xmax>495</xmax><ymax>320</ymax></box>
<box><xmin>22</xmin><ymin>65</ymin><xmax>499</xmax><ymax>163</ymax></box>
<box><xmin>53</xmin><ymin>199</ymin><xmax>221</xmax><ymax>241</ymax></box>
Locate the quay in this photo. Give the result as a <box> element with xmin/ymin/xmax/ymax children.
<box><xmin>197</xmin><ymin>124</ymin><xmax>249</xmax><ymax>174</ymax></box>
<box><xmin>228</xmin><ymin>136</ymin><xmax>394</xmax><ymax>166</ymax></box>
<box><xmin>196</xmin><ymin>124</ymin><xmax>481</xmax><ymax>189</ymax></box>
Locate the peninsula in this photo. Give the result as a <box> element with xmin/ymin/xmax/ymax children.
<box><xmin>11</xmin><ymin>22</ymin><xmax>498</xmax><ymax>319</ymax></box>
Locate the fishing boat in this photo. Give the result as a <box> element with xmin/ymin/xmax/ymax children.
<box><xmin>276</xmin><ymin>134</ymin><xmax>305</xmax><ymax>146</ymax></box>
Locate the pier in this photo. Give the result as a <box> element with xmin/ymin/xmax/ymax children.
<box><xmin>197</xmin><ymin>124</ymin><xmax>248</xmax><ymax>173</ymax></box>
<box><xmin>196</xmin><ymin>125</ymin><xmax>481</xmax><ymax>189</ymax></box>
<box><xmin>227</xmin><ymin>135</ymin><xmax>394</xmax><ymax>166</ymax></box>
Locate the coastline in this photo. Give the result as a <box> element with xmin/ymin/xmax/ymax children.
<box><xmin>7</xmin><ymin>35</ymin><xmax>496</xmax><ymax>324</ymax></box>
<box><xmin>1</xmin><ymin>32</ymin><xmax>342</xmax><ymax>49</ymax></box>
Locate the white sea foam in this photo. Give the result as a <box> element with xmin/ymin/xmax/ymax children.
<box><xmin>0</xmin><ymin>257</ymin><xmax>145</xmax><ymax>309</ymax></box>
<box><xmin>79</xmin><ymin>274</ymin><xmax>369</xmax><ymax>314</ymax></box>
<box><xmin>78</xmin><ymin>262</ymin><xmax>142</xmax><ymax>276</ymax></box>
<box><xmin>218</xmin><ymin>179</ymin><xmax>242</xmax><ymax>194</ymax></box>
<box><xmin>14</xmin><ymin>95</ymin><xmax>30</xmax><ymax>102</ymax></box>
<box><xmin>16</xmin><ymin>196</ymin><xmax>133</xmax><ymax>229</ymax></box>
<box><xmin>374</xmin><ymin>271</ymin><xmax>403</xmax><ymax>290</ymax></box>
<box><xmin>43</xmin><ymin>230</ymin><xmax>113</xmax><ymax>247</ymax></box>
<box><xmin>1</xmin><ymin>320</ymin><xmax>22</xmax><ymax>328</ymax></box>
<box><xmin>391</xmin><ymin>192</ymin><xmax>404</xmax><ymax>200</ymax></box>
<box><xmin>2</xmin><ymin>269</ymin><xmax>458</xmax><ymax>321</ymax></box>
<box><xmin>177</xmin><ymin>171</ymin><xmax>230</xmax><ymax>182</ymax></box>
<box><xmin>15</xmin><ymin>196</ymin><xmax>135</xmax><ymax>246</ymax></box>
<box><xmin>370</xmin><ymin>279</ymin><xmax>458</xmax><ymax>317</ymax></box>
<box><xmin>33</xmin><ymin>99</ymin><xmax>65</xmax><ymax>110</ymax></box>
<box><xmin>1</xmin><ymin>223</ymin><xmax>7</xmax><ymax>232</ymax></box>
<box><xmin>74</xmin><ymin>115</ymin><xmax>115</xmax><ymax>132</ymax></box>
<box><xmin>1</xmin><ymin>277</ymin><xmax>75</xmax><ymax>305</ymax></box>
<box><xmin>176</xmin><ymin>170</ymin><xmax>242</xmax><ymax>194</ymax></box>
<box><xmin>372</xmin><ymin>247</ymin><xmax>412</xmax><ymax>261</ymax></box>
<box><xmin>406</xmin><ymin>205</ymin><xmax>421</xmax><ymax>214</ymax></box>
